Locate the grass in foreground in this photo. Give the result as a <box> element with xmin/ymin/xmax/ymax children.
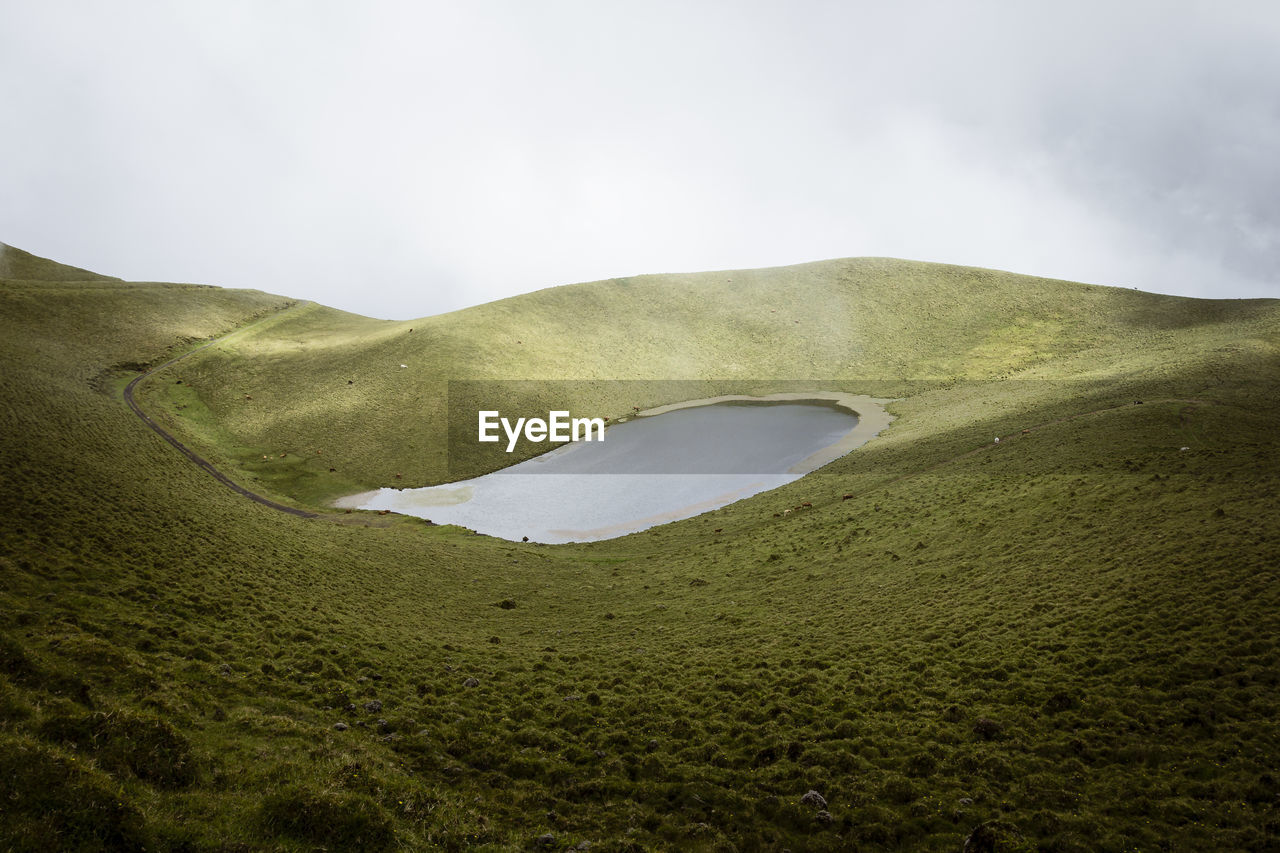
<box><xmin>1</xmin><ymin>248</ymin><xmax>1278</xmax><ymax>850</ymax></box>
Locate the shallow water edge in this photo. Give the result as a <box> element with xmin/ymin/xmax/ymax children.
<box><xmin>333</xmin><ymin>392</ymin><xmax>894</xmax><ymax>541</ymax></box>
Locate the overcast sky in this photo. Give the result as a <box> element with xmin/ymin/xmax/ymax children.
<box><xmin>3</xmin><ymin>1</ymin><xmax>1277</xmax><ymax>319</ymax></box>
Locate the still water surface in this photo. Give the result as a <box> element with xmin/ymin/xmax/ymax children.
<box><xmin>346</xmin><ymin>401</ymin><xmax>860</xmax><ymax>543</ymax></box>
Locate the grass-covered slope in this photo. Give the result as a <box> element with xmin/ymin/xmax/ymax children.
<box><xmin>0</xmin><ymin>241</ymin><xmax>120</xmax><ymax>281</ymax></box>
<box><xmin>155</xmin><ymin>258</ymin><xmax>1275</xmax><ymax>499</ymax></box>
<box><xmin>2</xmin><ymin>249</ymin><xmax>1279</xmax><ymax>850</ymax></box>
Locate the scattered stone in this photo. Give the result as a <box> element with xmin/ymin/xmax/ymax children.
<box><xmin>535</xmin><ymin>833</ymin><xmax>556</xmax><ymax>848</ymax></box>
<box><xmin>376</xmin><ymin>719</ymin><xmax>391</xmax><ymax>733</ymax></box>
<box><xmin>463</xmin><ymin>677</ymin><xmax>480</xmax><ymax>688</ymax></box>
<box><xmin>958</xmin><ymin>797</ymin><xmax>974</xmax><ymax>806</ymax></box>
<box><xmin>344</xmin><ymin>703</ymin><xmax>357</xmax><ymax>714</ymax></box>
<box><xmin>800</xmin><ymin>790</ymin><xmax>828</xmax><ymax>809</ymax></box>
<box><xmin>333</xmin><ymin>722</ymin><xmax>349</xmax><ymax>731</ymax></box>
<box><xmin>963</xmin><ymin>822</ymin><xmax>998</xmax><ymax>853</ymax></box>
<box><xmin>364</xmin><ymin>700</ymin><xmax>383</xmax><ymax>713</ymax></box>
<box><xmin>218</xmin><ymin>663</ymin><xmax>233</xmax><ymax>677</ymax></box>
<box><xmin>814</xmin><ymin>810</ymin><xmax>833</xmax><ymax>825</ymax></box>
<box><xmin>646</xmin><ymin>739</ymin><xmax>659</xmax><ymax>752</ymax></box>
<box><xmin>493</xmin><ymin>599</ymin><xmax>518</xmax><ymax>609</ymax></box>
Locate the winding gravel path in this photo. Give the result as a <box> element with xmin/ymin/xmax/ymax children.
<box><xmin>123</xmin><ymin>307</ymin><xmax>319</xmax><ymax>519</ymax></box>
<box><xmin>125</xmin><ymin>309</ymin><xmax>1212</xmax><ymax>528</ymax></box>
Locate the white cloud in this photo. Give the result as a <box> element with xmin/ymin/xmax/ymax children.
<box><xmin>2</xmin><ymin>0</ymin><xmax>1276</xmax><ymax>318</ymax></box>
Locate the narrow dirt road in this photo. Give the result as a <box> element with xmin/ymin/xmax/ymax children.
<box><xmin>123</xmin><ymin>307</ymin><xmax>319</xmax><ymax>519</ymax></box>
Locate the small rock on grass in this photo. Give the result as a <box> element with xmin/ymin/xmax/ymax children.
<box><xmin>800</xmin><ymin>789</ymin><xmax>828</xmax><ymax>809</ymax></box>
<box><xmin>963</xmin><ymin>823</ymin><xmax>998</xmax><ymax>853</ymax></box>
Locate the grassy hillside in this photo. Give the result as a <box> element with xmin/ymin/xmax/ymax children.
<box><xmin>0</xmin><ymin>242</ymin><xmax>120</xmax><ymax>281</ymax></box>
<box><xmin>147</xmin><ymin>258</ymin><xmax>1275</xmax><ymax>499</ymax></box>
<box><xmin>1</xmin><ymin>250</ymin><xmax>1278</xmax><ymax>851</ymax></box>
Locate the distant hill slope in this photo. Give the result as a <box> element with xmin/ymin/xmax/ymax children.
<box><xmin>153</xmin><ymin>257</ymin><xmax>1278</xmax><ymax>499</ymax></box>
<box><xmin>0</xmin><ymin>242</ymin><xmax>120</xmax><ymax>281</ymax></box>
<box><xmin>2</xmin><ymin>248</ymin><xmax>1278</xmax><ymax>850</ymax></box>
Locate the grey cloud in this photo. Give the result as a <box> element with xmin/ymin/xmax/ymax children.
<box><xmin>1</xmin><ymin>0</ymin><xmax>1276</xmax><ymax>318</ymax></box>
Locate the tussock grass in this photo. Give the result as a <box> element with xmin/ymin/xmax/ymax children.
<box><xmin>1</xmin><ymin>246</ymin><xmax>1278</xmax><ymax>849</ymax></box>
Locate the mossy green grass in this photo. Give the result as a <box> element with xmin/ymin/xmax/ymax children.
<box><xmin>1</xmin><ymin>244</ymin><xmax>1278</xmax><ymax>850</ymax></box>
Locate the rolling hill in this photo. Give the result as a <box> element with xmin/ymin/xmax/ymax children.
<box><xmin>1</xmin><ymin>244</ymin><xmax>1277</xmax><ymax>850</ymax></box>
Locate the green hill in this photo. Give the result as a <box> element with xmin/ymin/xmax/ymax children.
<box><xmin>0</xmin><ymin>241</ymin><xmax>120</xmax><ymax>282</ymax></box>
<box><xmin>1</xmin><ymin>248</ymin><xmax>1277</xmax><ymax>850</ymax></box>
<box><xmin>142</xmin><ymin>258</ymin><xmax>1277</xmax><ymax>499</ymax></box>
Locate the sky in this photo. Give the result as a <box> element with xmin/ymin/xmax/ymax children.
<box><xmin>2</xmin><ymin>1</ymin><xmax>1278</xmax><ymax>319</ymax></box>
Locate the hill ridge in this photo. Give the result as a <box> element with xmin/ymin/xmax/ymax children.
<box><xmin>0</xmin><ymin>249</ymin><xmax>1276</xmax><ymax>850</ymax></box>
<box><xmin>0</xmin><ymin>241</ymin><xmax>120</xmax><ymax>282</ymax></box>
